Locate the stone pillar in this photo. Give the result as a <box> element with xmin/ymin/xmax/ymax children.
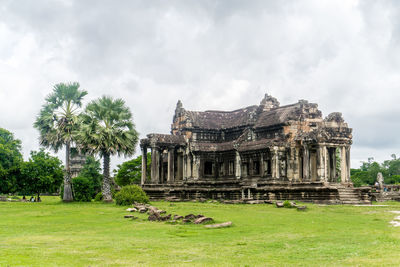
<box><xmin>186</xmin><ymin>153</ymin><xmax>192</xmax><ymax>178</ymax></box>
<box><xmin>340</xmin><ymin>146</ymin><xmax>348</xmax><ymax>183</ymax></box>
<box><xmin>286</xmin><ymin>148</ymin><xmax>294</xmax><ymax>181</ymax></box>
<box><xmin>294</xmin><ymin>147</ymin><xmax>300</xmax><ymax>181</ymax></box>
<box><xmin>346</xmin><ymin>147</ymin><xmax>351</xmax><ymax>182</ymax></box>
<box><xmin>177</xmin><ymin>153</ymin><xmax>183</xmax><ymax>181</ymax></box>
<box><xmin>160</xmin><ymin>150</ymin><xmax>165</xmax><ymax>184</ymax></box>
<box><xmin>303</xmin><ymin>146</ymin><xmax>309</xmax><ymax>181</ymax></box>
<box><xmin>323</xmin><ymin>146</ymin><xmax>328</xmax><ymax>182</ymax></box>
<box><xmin>260</xmin><ymin>153</ymin><xmax>264</xmax><ymax>178</ymax></box>
<box><xmin>141</xmin><ymin>146</ymin><xmax>147</xmax><ymax>185</ymax></box>
<box><xmin>151</xmin><ymin>146</ymin><xmax>160</xmax><ymax>184</ymax></box>
<box><xmin>274</xmin><ymin>147</ymin><xmax>280</xmax><ymax>179</ymax></box>
<box><xmin>235</xmin><ymin>151</ymin><xmax>241</xmax><ymax>179</ymax></box>
<box><xmin>192</xmin><ymin>154</ymin><xmax>200</xmax><ymax>179</ymax></box>
<box><xmin>317</xmin><ymin>145</ymin><xmax>326</xmax><ymax>182</ymax></box>
<box><xmin>167</xmin><ymin>148</ymin><xmax>174</xmax><ymax>183</ymax></box>
<box><xmin>183</xmin><ymin>154</ymin><xmax>187</xmax><ymax>180</ymax></box>
<box><xmin>328</xmin><ymin>147</ymin><xmax>337</xmax><ymax>182</ymax></box>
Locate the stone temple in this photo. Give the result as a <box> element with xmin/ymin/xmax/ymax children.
<box><xmin>140</xmin><ymin>94</ymin><xmax>370</xmax><ymax>204</ymax></box>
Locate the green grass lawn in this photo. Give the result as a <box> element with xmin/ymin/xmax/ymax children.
<box><xmin>1</xmin><ymin>197</ymin><xmax>400</xmax><ymax>266</ymax></box>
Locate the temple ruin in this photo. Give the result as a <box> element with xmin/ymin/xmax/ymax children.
<box><xmin>140</xmin><ymin>94</ymin><xmax>370</xmax><ymax>204</ymax></box>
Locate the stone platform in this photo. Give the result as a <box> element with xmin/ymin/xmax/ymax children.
<box><xmin>142</xmin><ymin>181</ymin><xmax>371</xmax><ymax>205</ymax></box>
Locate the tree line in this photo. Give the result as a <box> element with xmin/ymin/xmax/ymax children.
<box><xmin>0</xmin><ymin>82</ymin><xmax>139</xmax><ymax>202</ymax></box>
<box><xmin>350</xmin><ymin>154</ymin><xmax>400</xmax><ymax>187</ymax></box>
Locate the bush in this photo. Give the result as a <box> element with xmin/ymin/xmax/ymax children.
<box><xmin>114</xmin><ymin>185</ymin><xmax>149</xmax><ymax>206</ymax></box>
<box><xmin>72</xmin><ymin>176</ymin><xmax>93</xmax><ymax>202</ymax></box>
<box><xmin>283</xmin><ymin>200</ymin><xmax>291</xmax><ymax>208</ymax></box>
<box><xmin>94</xmin><ymin>192</ymin><xmax>103</xmax><ymax>201</ymax></box>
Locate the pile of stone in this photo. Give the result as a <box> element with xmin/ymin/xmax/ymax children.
<box><xmin>124</xmin><ymin>203</ymin><xmax>215</xmax><ymax>225</ymax></box>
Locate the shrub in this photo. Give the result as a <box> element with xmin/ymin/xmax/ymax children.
<box><xmin>94</xmin><ymin>192</ymin><xmax>103</xmax><ymax>201</ymax></box>
<box><xmin>114</xmin><ymin>185</ymin><xmax>149</xmax><ymax>206</ymax></box>
<box><xmin>72</xmin><ymin>176</ymin><xmax>93</xmax><ymax>202</ymax></box>
<box><xmin>283</xmin><ymin>200</ymin><xmax>291</xmax><ymax>208</ymax></box>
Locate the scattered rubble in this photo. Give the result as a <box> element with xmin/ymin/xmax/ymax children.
<box><xmin>124</xmin><ymin>203</ymin><xmax>218</xmax><ymax>225</ymax></box>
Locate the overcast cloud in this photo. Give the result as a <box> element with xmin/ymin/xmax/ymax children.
<box><xmin>0</xmin><ymin>0</ymin><xmax>399</xmax><ymax>170</ymax></box>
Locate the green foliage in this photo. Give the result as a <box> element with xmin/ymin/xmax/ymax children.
<box><xmin>34</xmin><ymin>82</ymin><xmax>88</xmax><ymax>202</ymax></box>
<box><xmin>115</xmin><ymin>153</ymin><xmax>151</xmax><ymax>186</ymax></box>
<box><xmin>94</xmin><ymin>192</ymin><xmax>103</xmax><ymax>201</ymax></box>
<box><xmin>350</xmin><ymin>170</ymin><xmax>371</xmax><ymax>187</ymax></box>
<box><xmin>283</xmin><ymin>200</ymin><xmax>296</xmax><ymax>208</ymax></box>
<box><xmin>34</xmin><ymin>82</ymin><xmax>88</xmax><ymax>152</ymax></box>
<box><xmin>384</xmin><ymin>175</ymin><xmax>400</xmax><ymax>185</ymax></box>
<box><xmin>0</xmin><ymin>128</ymin><xmax>23</xmax><ymax>194</ymax></box>
<box><xmin>79</xmin><ymin>156</ymin><xmax>102</xmax><ymax>197</ymax></box>
<box><xmin>19</xmin><ymin>150</ymin><xmax>64</xmax><ymax>197</ymax></box>
<box><xmin>114</xmin><ymin>185</ymin><xmax>149</xmax><ymax>206</ymax></box>
<box><xmin>351</xmin><ymin>154</ymin><xmax>400</xmax><ymax>186</ymax></box>
<box><xmin>77</xmin><ymin>96</ymin><xmax>139</xmax><ymax>201</ymax></box>
<box><xmin>77</xmin><ymin>96</ymin><xmax>139</xmax><ymax>158</ymax></box>
<box><xmin>72</xmin><ymin>176</ymin><xmax>93</xmax><ymax>202</ymax></box>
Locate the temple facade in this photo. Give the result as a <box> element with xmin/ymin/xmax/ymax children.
<box><xmin>140</xmin><ymin>94</ymin><xmax>370</xmax><ymax>204</ymax></box>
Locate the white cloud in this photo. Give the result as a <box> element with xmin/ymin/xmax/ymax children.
<box><xmin>0</xmin><ymin>0</ymin><xmax>399</xmax><ymax>170</ymax></box>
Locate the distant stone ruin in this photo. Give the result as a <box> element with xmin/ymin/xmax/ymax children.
<box><xmin>140</xmin><ymin>94</ymin><xmax>370</xmax><ymax>204</ymax></box>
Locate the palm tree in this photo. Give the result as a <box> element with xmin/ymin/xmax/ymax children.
<box><xmin>78</xmin><ymin>96</ymin><xmax>138</xmax><ymax>202</ymax></box>
<box><xmin>34</xmin><ymin>82</ymin><xmax>88</xmax><ymax>202</ymax></box>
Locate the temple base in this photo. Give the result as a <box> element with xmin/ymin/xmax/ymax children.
<box><xmin>142</xmin><ymin>181</ymin><xmax>371</xmax><ymax>205</ymax></box>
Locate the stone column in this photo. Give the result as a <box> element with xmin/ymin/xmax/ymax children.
<box><xmin>346</xmin><ymin>147</ymin><xmax>351</xmax><ymax>182</ymax></box>
<box><xmin>192</xmin><ymin>154</ymin><xmax>200</xmax><ymax>179</ymax></box>
<box><xmin>317</xmin><ymin>145</ymin><xmax>326</xmax><ymax>182</ymax></box>
<box><xmin>340</xmin><ymin>146</ymin><xmax>348</xmax><ymax>183</ymax></box>
<box><xmin>235</xmin><ymin>151</ymin><xmax>241</xmax><ymax>179</ymax></box>
<box><xmin>183</xmin><ymin>154</ymin><xmax>187</xmax><ymax>180</ymax></box>
<box><xmin>186</xmin><ymin>153</ymin><xmax>192</xmax><ymax>178</ymax></box>
<box><xmin>274</xmin><ymin>147</ymin><xmax>280</xmax><ymax>179</ymax></box>
<box><xmin>167</xmin><ymin>148</ymin><xmax>174</xmax><ymax>183</ymax></box>
<box><xmin>141</xmin><ymin>146</ymin><xmax>147</xmax><ymax>185</ymax></box>
<box><xmin>293</xmin><ymin>147</ymin><xmax>300</xmax><ymax>182</ymax></box>
<box><xmin>303</xmin><ymin>146</ymin><xmax>309</xmax><ymax>181</ymax></box>
<box><xmin>151</xmin><ymin>146</ymin><xmax>160</xmax><ymax>184</ymax></box>
<box><xmin>286</xmin><ymin>148</ymin><xmax>294</xmax><ymax>181</ymax></box>
<box><xmin>160</xmin><ymin>150</ymin><xmax>165</xmax><ymax>184</ymax></box>
<box><xmin>177</xmin><ymin>153</ymin><xmax>183</xmax><ymax>181</ymax></box>
<box><xmin>260</xmin><ymin>153</ymin><xmax>264</xmax><ymax>178</ymax></box>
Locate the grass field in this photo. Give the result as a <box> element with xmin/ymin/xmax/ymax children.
<box><xmin>1</xmin><ymin>197</ymin><xmax>400</xmax><ymax>266</ymax></box>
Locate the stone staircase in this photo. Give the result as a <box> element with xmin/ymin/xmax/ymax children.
<box><xmin>337</xmin><ymin>186</ymin><xmax>371</xmax><ymax>205</ymax></box>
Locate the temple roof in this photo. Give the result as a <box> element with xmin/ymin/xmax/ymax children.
<box><xmin>254</xmin><ymin>104</ymin><xmax>299</xmax><ymax>129</ymax></box>
<box><xmin>185</xmin><ymin>105</ymin><xmax>259</xmax><ymax>130</ymax></box>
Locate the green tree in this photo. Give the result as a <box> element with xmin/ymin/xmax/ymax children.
<box><xmin>78</xmin><ymin>96</ymin><xmax>139</xmax><ymax>202</ymax></box>
<box><xmin>115</xmin><ymin>153</ymin><xmax>151</xmax><ymax>186</ymax></box>
<box><xmin>0</xmin><ymin>128</ymin><xmax>23</xmax><ymax>194</ymax></box>
<box><xmin>79</xmin><ymin>156</ymin><xmax>102</xmax><ymax>197</ymax></box>
<box><xmin>20</xmin><ymin>150</ymin><xmax>64</xmax><ymax>198</ymax></box>
<box><xmin>34</xmin><ymin>82</ymin><xmax>88</xmax><ymax>202</ymax></box>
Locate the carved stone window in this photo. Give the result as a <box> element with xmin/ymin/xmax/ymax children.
<box><xmin>204</xmin><ymin>161</ymin><xmax>214</xmax><ymax>176</ymax></box>
<box><xmin>253</xmin><ymin>161</ymin><xmax>260</xmax><ymax>175</ymax></box>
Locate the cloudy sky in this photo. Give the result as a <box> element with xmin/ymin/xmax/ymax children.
<box><xmin>1</xmin><ymin>0</ymin><xmax>399</xmax><ymax>170</ymax></box>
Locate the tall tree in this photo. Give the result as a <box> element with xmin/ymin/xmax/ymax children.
<box><xmin>0</xmin><ymin>128</ymin><xmax>23</xmax><ymax>194</ymax></box>
<box><xmin>33</xmin><ymin>82</ymin><xmax>87</xmax><ymax>202</ymax></box>
<box><xmin>20</xmin><ymin>150</ymin><xmax>64</xmax><ymax>199</ymax></box>
<box><xmin>78</xmin><ymin>96</ymin><xmax>138</xmax><ymax>202</ymax></box>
